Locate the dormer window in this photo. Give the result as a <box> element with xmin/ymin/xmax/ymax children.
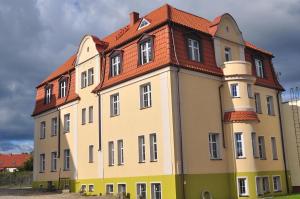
<box><xmin>255</xmin><ymin>58</ymin><xmax>264</xmax><ymax>78</ymax></box>
<box><xmin>44</xmin><ymin>84</ymin><xmax>52</xmax><ymax>104</ymax></box>
<box><xmin>187</xmin><ymin>38</ymin><xmax>201</xmax><ymax>62</ymax></box>
<box><xmin>138</xmin><ymin>18</ymin><xmax>150</xmax><ymax>30</ymax></box>
<box><xmin>138</xmin><ymin>35</ymin><xmax>153</xmax><ymax>65</ymax></box>
<box><xmin>59</xmin><ymin>77</ymin><xmax>68</xmax><ymax>98</ymax></box>
<box><xmin>109</xmin><ymin>50</ymin><xmax>123</xmax><ymax>77</ymax></box>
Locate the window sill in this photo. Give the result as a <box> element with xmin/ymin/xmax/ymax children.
<box><xmin>267</xmin><ymin>114</ymin><xmax>276</xmax><ymax>117</ymax></box>
<box><xmin>39</xmin><ymin>171</ymin><xmax>45</xmax><ymax>173</ymax></box>
<box><xmin>140</xmin><ymin>106</ymin><xmax>152</xmax><ymax>110</ymax></box>
<box><xmin>236</xmin><ymin>157</ymin><xmax>246</xmax><ymax>159</ymax></box>
<box><xmin>256</xmin><ymin>111</ymin><xmax>262</xmax><ymax>114</ymax></box>
<box><xmin>188</xmin><ymin>59</ymin><xmax>202</xmax><ymax>64</ymax></box>
<box><xmin>210</xmin><ymin>158</ymin><xmax>222</xmax><ymax>161</ymax></box>
<box><xmin>138</xmin><ymin>161</ymin><xmax>146</xmax><ymax>164</ymax></box>
<box><xmin>259</xmin><ymin>158</ymin><xmax>267</xmax><ymax>160</ymax></box>
<box><xmin>88</xmin><ymin>121</ymin><xmax>93</xmax><ymax>124</ymax></box>
<box><xmin>138</xmin><ymin>60</ymin><xmax>154</xmax><ymax>67</ymax></box>
<box><xmin>110</xmin><ymin>114</ymin><xmax>120</xmax><ymax>118</ymax></box>
<box><xmin>118</xmin><ymin>163</ymin><xmax>124</xmax><ymax>166</ymax></box>
<box><xmin>274</xmin><ymin>190</ymin><xmax>282</xmax><ymax>193</ymax></box>
<box><xmin>51</xmin><ymin>170</ymin><xmax>57</xmax><ymax>172</ymax></box>
<box><xmin>108</xmin><ymin>164</ymin><xmax>114</xmax><ymax>167</ymax></box>
<box><xmin>239</xmin><ymin>195</ymin><xmax>249</xmax><ymax>197</ymax></box>
<box><xmin>40</xmin><ymin>138</ymin><xmax>45</xmax><ymax>140</ymax></box>
<box><xmin>232</xmin><ymin>96</ymin><xmax>240</xmax><ymax>98</ymax></box>
<box><xmin>63</xmin><ymin>169</ymin><xmax>70</xmax><ymax>171</ymax></box>
<box><xmin>88</xmin><ymin>161</ymin><xmax>94</xmax><ymax>163</ymax></box>
<box><xmin>82</xmin><ymin>123</ymin><xmax>86</xmax><ymax>125</ymax></box>
<box><xmin>273</xmin><ymin>158</ymin><xmax>279</xmax><ymax>160</ymax></box>
<box><xmin>50</xmin><ymin>134</ymin><xmax>57</xmax><ymax>137</ymax></box>
<box><xmin>64</xmin><ymin>131</ymin><xmax>70</xmax><ymax>133</ymax></box>
<box><xmin>150</xmin><ymin>160</ymin><xmax>158</xmax><ymax>163</ymax></box>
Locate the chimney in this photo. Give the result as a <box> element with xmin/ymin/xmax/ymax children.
<box><xmin>130</xmin><ymin>11</ymin><xmax>139</xmax><ymax>26</ymax></box>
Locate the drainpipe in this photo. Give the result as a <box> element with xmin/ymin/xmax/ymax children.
<box><xmin>277</xmin><ymin>91</ymin><xmax>290</xmax><ymax>193</ymax></box>
<box><xmin>218</xmin><ymin>84</ymin><xmax>226</xmax><ymax>148</ymax></box>
<box><xmin>97</xmin><ymin>92</ymin><xmax>102</xmax><ymax>151</ymax></box>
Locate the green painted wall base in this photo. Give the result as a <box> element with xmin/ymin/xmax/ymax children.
<box><xmin>33</xmin><ymin>170</ymin><xmax>288</xmax><ymax>199</ymax></box>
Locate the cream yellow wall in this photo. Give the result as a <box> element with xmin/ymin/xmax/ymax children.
<box><xmin>281</xmin><ymin>101</ymin><xmax>300</xmax><ymax>186</ymax></box>
<box><xmin>33</xmin><ymin>101</ymin><xmax>78</xmax><ymax>181</ymax></box>
<box><xmin>100</xmin><ymin>67</ymin><xmax>176</xmax><ymax>178</ymax></box>
<box><xmin>175</xmin><ymin>69</ymin><xmax>229</xmax><ymax>174</ymax></box>
<box><xmin>75</xmin><ymin>35</ymin><xmax>102</xmax><ymax>180</ymax></box>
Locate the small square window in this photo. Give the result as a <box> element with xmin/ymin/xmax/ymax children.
<box><xmin>88</xmin><ymin>184</ymin><xmax>94</xmax><ymax>192</ymax></box>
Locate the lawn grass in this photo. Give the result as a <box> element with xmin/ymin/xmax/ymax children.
<box><xmin>275</xmin><ymin>194</ymin><xmax>300</xmax><ymax>199</ymax></box>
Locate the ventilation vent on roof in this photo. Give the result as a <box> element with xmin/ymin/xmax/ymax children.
<box><xmin>138</xmin><ymin>18</ymin><xmax>150</xmax><ymax>30</ymax></box>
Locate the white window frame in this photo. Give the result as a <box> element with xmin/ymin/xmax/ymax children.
<box><xmin>247</xmin><ymin>84</ymin><xmax>254</xmax><ymax>98</ymax></box>
<box><xmin>272</xmin><ymin>176</ymin><xmax>282</xmax><ymax>192</ymax></box>
<box><xmin>89</xmin><ymin>145</ymin><xmax>94</xmax><ymax>163</ymax></box>
<box><xmin>150</xmin><ymin>133</ymin><xmax>158</xmax><ymax>162</ymax></box>
<box><xmin>39</xmin><ymin>153</ymin><xmax>45</xmax><ymax>172</ymax></box>
<box><xmin>81</xmin><ymin>184</ymin><xmax>87</xmax><ymax>192</ymax></box>
<box><xmin>267</xmin><ymin>96</ymin><xmax>275</xmax><ymax>115</ymax></box>
<box><xmin>88</xmin><ymin>68</ymin><xmax>94</xmax><ymax>86</ymax></box>
<box><xmin>117</xmin><ymin>183</ymin><xmax>127</xmax><ymax>194</ymax></box>
<box><xmin>262</xmin><ymin>176</ymin><xmax>270</xmax><ymax>193</ymax></box>
<box><xmin>230</xmin><ymin>83</ymin><xmax>240</xmax><ymax>98</ymax></box>
<box><xmin>138</xmin><ymin>18</ymin><xmax>150</xmax><ymax>30</ymax></box>
<box><xmin>208</xmin><ymin>133</ymin><xmax>221</xmax><ymax>159</ymax></box>
<box><xmin>251</xmin><ymin>132</ymin><xmax>258</xmax><ymax>158</ymax></box>
<box><xmin>258</xmin><ymin>136</ymin><xmax>266</xmax><ymax>160</ymax></box>
<box><xmin>82</xmin><ymin>108</ymin><xmax>86</xmax><ymax>125</ymax></box>
<box><xmin>45</xmin><ymin>87</ymin><xmax>51</xmax><ymax>104</ymax></box>
<box><xmin>271</xmin><ymin>137</ymin><xmax>278</xmax><ymax>160</ymax></box>
<box><xmin>108</xmin><ymin>141</ymin><xmax>114</xmax><ymax>166</ymax></box>
<box><xmin>235</xmin><ymin>133</ymin><xmax>245</xmax><ymax>158</ymax></box>
<box><xmin>187</xmin><ymin>38</ymin><xmax>201</xmax><ymax>62</ymax></box>
<box><xmin>237</xmin><ymin>177</ymin><xmax>249</xmax><ymax>196</ymax></box>
<box><xmin>105</xmin><ymin>183</ymin><xmax>114</xmax><ymax>195</ymax></box>
<box><xmin>254</xmin><ymin>93</ymin><xmax>262</xmax><ymax>113</ymax></box>
<box><xmin>140</xmin><ymin>83</ymin><xmax>152</xmax><ymax>108</ymax></box>
<box><xmin>59</xmin><ymin>80</ymin><xmax>67</xmax><ymax>98</ymax></box>
<box><xmin>88</xmin><ymin>106</ymin><xmax>93</xmax><ymax>123</ymax></box>
<box><xmin>51</xmin><ymin>151</ymin><xmax>57</xmax><ymax>172</ymax></box>
<box><xmin>88</xmin><ymin>184</ymin><xmax>95</xmax><ymax>192</ymax></box>
<box><xmin>51</xmin><ymin>117</ymin><xmax>57</xmax><ymax>136</ymax></box>
<box><xmin>64</xmin><ymin>149</ymin><xmax>70</xmax><ymax>171</ymax></box>
<box><xmin>150</xmin><ymin>182</ymin><xmax>162</xmax><ymax>199</ymax></box>
<box><xmin>64</xmin><ymin>113</ymin><xmax>70</xmax><ymax>132</ymax></box>
<box><xmin>118</xmin><ymin>139</ymin><xmax>124</xmax><ymax>165</ymax></box>
<box><xmin>140</xmin><ymin>39</ymin><xmax>152</xmax><ymax>65</ymax></box>
<box><xmin>225</xmin><ymin>47</ymin><xmax>232</xmax><ymax>62</ymax></box>
<box><xmin>40</xmin><ymin>121</ymin><xmax>46</xmax><ymax>139</ymax></box>
<box><xmin>111</xmin><ymin>55</ymin><xmax>121</xmax><ymax>77</ymax></box>
<box><xmin>136</xmin><ymin>182</ymin><xmax>147</xmax><ymax>199</ymax></box>
<box><xmin>255</xmin><ymin>58</ymin><xmax>264</xmax><ymax>78</ymax></box>
<box><xmin>138</xmin><ymin>135</ymin><xmax>146</xmax><ymax>163</ymax></box>
<box><xmin>110</xmin><ymin>93</ymin><xmax>120</xmax><ymax>116</ymax></box>
<box><xmin>81</xmin><ymin>71</ymin><xmax>87</xmax><ymax>88</ymax></box>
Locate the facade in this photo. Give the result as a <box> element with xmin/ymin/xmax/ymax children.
<box><xmin>281</xmin><ymin>97</ymin><xmax>300</xmax><ymax>192</ymax></box>
<box><xmin>32</xmin><ymin>4</ymin><xmax>289</xmax><ymax>199</ymax></box>
<box><xmin>0</xmin><ymin>153</ymin><xmax>31</xmax><ymax>172</ymax></box>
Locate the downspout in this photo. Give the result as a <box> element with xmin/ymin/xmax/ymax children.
<box><xmin>98</xmin><ymin>51</ymin><xmax>106</xmax><ymax>151</ymax></box>
<box><xmin>170</xmin><ymin>22</ymin><xmax>186</xmax><ymax>199</ymax></box>
<box><xmin>277</xmin><ymin>91</ymin><xmax>290</xmax><ymax>193</ymax></box>
<box><xmin>218</xmin><ymin>84</ymin><xmax>226</xmax><ymax>148</ymax></box>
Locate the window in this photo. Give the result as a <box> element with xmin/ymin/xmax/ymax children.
<box><xmin>138</xmin><ymin>18</ymin><xmax>150</xmax><ymax>30</ymax></box>
<box><xmin>273</xmin><ymin>176</ymin><xmax>282</xmax><ymax>192</ymax></box>
<box><xmin>88</xmin><ymin>184</ymin><xmax>94</xmax><ymax>192</ymax></box>
<box><xmin>150</xmin><ymin>133</ymin><xmax>158</xmax><ymax>162</ymax></box>
<box><xmin>45</xmin><ymin>86</ymin><xmax>52</xmax><ymax>104</ymax></box>
<box><xmin>88</xmin><ymin>68</ymin><xmax>94</xmax><ymax>86</ymax></box>
<box><xmin>237</xmin><ymin>177</ymin><xmax>248</xmax><ymax>196</ymax></box>
<box><xmin>118</xmin><ymin>184</ymin><xmax>126</xmax><ymax>194</ymax></box>
<box><xmin>258</xmin><ymin>136</ymin><xmax>266</xmax><ymax>160</ymax></box>
<box><xmin>117</xmin><ymin>140</ymin><xmax>124</xmax><ymax>165</ymax></box>
<box><xmin>151</xmin><ymin>183</ymin><xmax>161</xmax><ymax>199</ymax></box>
<box><xmin>108</xmin><ymin>141</ymin><xmax>114</xmax><ymax>166</ymax></box>
<box><xmin>251</xmin><ymin>132</ymin><xmax>258</xmax><ymax>158</ymax></box>
<box><xmin>64</xmin><ymin>114</ymin><xmax>70</xmax><ymax>132</ymax></box>
<box><xmin>39</xmin><ymin>154</ymin><xmax>45</xmax><ymax>172</ymax></box>
<box><xmin>271</xmin><ymin>137</ymin><xmax>278</xmax><ymax>160</ymax></box>
<box><xmin>82</xmin><ymin>108</ymin><xmax>86</xmax><ymax>125</ymax></box>
<box><xmin>137</xmin><ymin>183</ymin><xmax>147</xmax><ymax>199</ymax></box>
<box><xmin>209</xmin><ymin>133</ymin><xmax>221</xmax><ymax>159</ymax></box>
<box><xmin>111</xmin><ymin>55</ymin><xmax>121</xmax><ymax>77</ymax></box>
<box><xmin>225</xmin><ymin>47</ymin><xmax>232</xmax><ymax>62</ymax></box>
<box><xmin>81</xmin><ymin>71</ymin><xmax>87</xmax><ymax>88</ymax></box>
<box><xmin>51</xmin><ymin>152</ymin><xmax>57</xmax><ymax>172</ymax></box>
<box><xmin>88</xmin><ymin>106</ymin><xmax>93</xmax><ymax>123</ymax></box>
<box><xmin>40</xmin><ymin>121</ymin><xmax>46</xmax><ymax>139</ymax></box>
<box><xmin>262</xmin><ymin>177</ymin><xmax>270</xmax><ymax>193</ymax></box>
<box><xmin>254</xmin><ymin>93</ymin><xmax>262</xmax><ymax>113</ymax></box>
<box><xmin>187</xmin><ymin>38</ymin><xmax>201</xmax><ymax>62</ymax></box>
<box><xmin>89</xmin><ymin>145</ymin><xmax>94</xmax><ymax>163</ymax></box>
<box><xmin>247</xmin><ymin>84</ymin><xmax>253</xmax><ymax>98</ymax></box>
<box><xmin>139</xmin><ymin>39</ymin><xmax>153</xmax><ymax>65</ymax></box>
<box><xmin>106</xmin><ymin>184</ymin><xmax>114</xmax><ymax>194</ymax></box>
<box><xmin>140</xmin><ymin>83</ymin><xmax>152</xmax><ymax>108</ymax></box>
<box><xmin>267</xmin><ymin>96</ymin><xmax>275</xmax><ymax>115</ymax></box>
<box><xmin>255</xmin><ymin>58</ymin><xmax>264</xmax><ymax>78</ymax></box>
<box><xmin>110</xmin><ymin>93</ymin><xmax>120</xmax><ymax>116</ymax></box>
<box><xmin>138</xmin><ymin>136</ymin><xmax>146</xmax><ymax>163</ymax></box>
<box><xmin>59</xmin><ymin>79</ymin><xmax>67</xmax><ymax>98</ymax></box>
<box><xmin>235</xmin><ymin>133</ymin><xmax>245</xmax><ymax>158</ymax></box>
<box><xmin>64</xmin><ymin>149</ymin><xmax>70</xmax><ymax>170</ymax></box>
<box><xmin>230</xmin><ymin>84</ymin><xmax>239</xmax><ymax>97</ymax></box>
<box><xmin>81</xmin><ymin>184</ymin><xmax>87</xmax><ymax>192</ymax></box>
<box><xmin>51</xmin><ymin>117</ymin><xmax>57</xmax><ymax>136</ymax></box>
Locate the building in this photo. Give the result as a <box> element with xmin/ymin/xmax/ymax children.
<box><xmin>0</xmin><ymin>153</ymin><xmax>31</xmax><ymax>172</ymax></box>
<box><xmin>281</xmin><ymin>91</ymin><xmax>300</xmax><ymax>193</ymax></box>
<box><xmin>32</xmin><ymin>4</ymin><xmax>289</xmax><ymax>199</ymax></box>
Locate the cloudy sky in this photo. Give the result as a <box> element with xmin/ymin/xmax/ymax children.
<box><xmin>0</xmin><ymin>0</ymin><xmax>299</xmax><ymax>153</ymax></box>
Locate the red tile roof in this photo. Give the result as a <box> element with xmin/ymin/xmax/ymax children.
<box><xmin>0</xmin><ymin>154</ymin><xmax>31</xmax><ymax>170</ymax></box>
<box><xmin>224</xmin><ymin>111</ymin><xmax>259</xmax><ymax>122</ymax></box>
